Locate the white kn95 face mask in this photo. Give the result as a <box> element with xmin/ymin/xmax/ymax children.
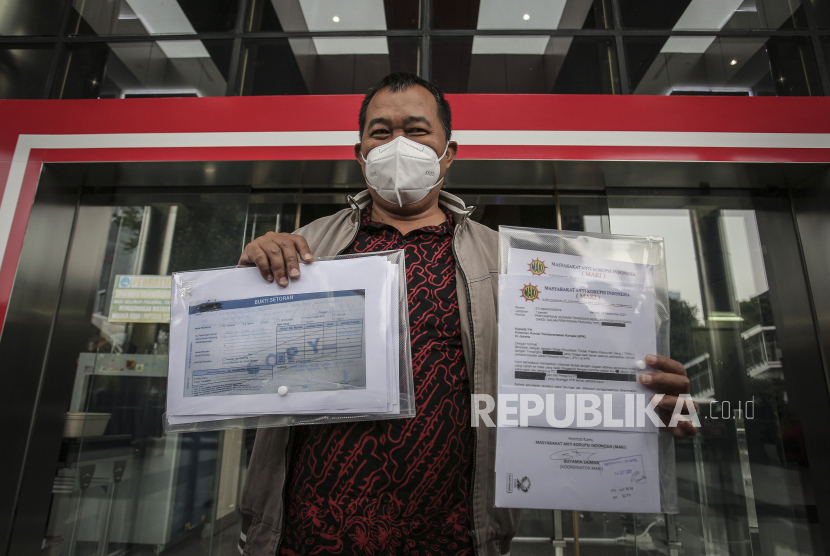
<box><xmin>362</xmin><ymin>136</ymin><xmax>449</xmax><ymax>207</ymax></box>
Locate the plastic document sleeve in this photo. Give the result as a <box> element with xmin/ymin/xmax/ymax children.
<box><xmin>163</xmin><ymin>250</ymin><xmax>414</xmax><ymax>433</ymax></box>
<box><xmin>494</xmin><ymin>225</ymin><xmax>678</xmax><ymax>514</ymax></box>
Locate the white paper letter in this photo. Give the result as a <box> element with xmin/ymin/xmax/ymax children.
<box><xmin>603</xmin><ymin>394</ymin><xmax>624</xmax><ymax>428</ymax></box>
<box><xmin>577</xmin><ymin>394</ymin><xmax>602</xmax><ymax>427</ymax></box>
<box><xmin>499</xmin><ymin>393</ymin><xmax>519</xmax><ymax>427</ymax></box>
<box><xmin>545</xmin><ymin>394</ymin><xmax>575</xmax><ymax>427</ymax></box>
<box><xmin>519</xmin><ymin>394</ymin><xmax>545</xmax><ymax>427</ymax></box>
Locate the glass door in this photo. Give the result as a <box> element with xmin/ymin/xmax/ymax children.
<box><xmin>36</xmin><ymin>189</ymin><xmax>250</xmax><ymax>556</ymax></box>
<box><xmin>607</xmin><ymin>189</ymin><xmax>824</xmax><ymax>556</ymax></box>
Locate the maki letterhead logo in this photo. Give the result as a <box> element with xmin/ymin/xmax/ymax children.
<box><xmin>528</xmin><ymin>258</ymin><xmax>546</xmax><ymax>276</ymax></box>
<box><xmin>521</xmin><ymin>283</ymin><xmax>539</xmax><ymax>302</ymax></box>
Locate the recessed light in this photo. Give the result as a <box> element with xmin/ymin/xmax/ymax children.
<box><xmin>332</xmin><ymin>15</ymin><xmax>340</xmax><ymax>22</ymax></box>
<box><xmin>523</xmin><ymin>13</ymin><xmax>530</xmax><ymax>20</ymax></box>
<box><xmin>730</xmin><ymin>59</ymin><xmax>737</xmax><ymax>65</ymax></box>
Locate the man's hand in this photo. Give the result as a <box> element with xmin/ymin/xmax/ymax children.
<box><xmin>640</xmin><ymin>354</ymin><xmax>698</xmax><ymax>437</ymax></box>
<box><xmin>238</xmin><ymin>232</ymin><xmax>313</xmax><ymax>286</ymax></box>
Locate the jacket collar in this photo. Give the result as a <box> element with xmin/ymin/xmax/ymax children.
<box><xmin>347</xmin><ymin>189</ymin><xmax>475</xmax><ymax>227</ymax></box>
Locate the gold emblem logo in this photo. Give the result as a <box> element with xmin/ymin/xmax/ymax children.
<box><xmin>521</xmin><ymin>284</ymin><xmax>539</xmax><ymax>302</ymax></box>
<box><xmin>528</xmin><ymin>259</ymin><xmax>546</xmax><ymax>276</ymax></box>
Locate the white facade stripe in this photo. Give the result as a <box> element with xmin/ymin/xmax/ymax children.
<box><xmin>2</xmin><ymin>129</ymin><xmax>830</xmax><ymax>277</ymax></box>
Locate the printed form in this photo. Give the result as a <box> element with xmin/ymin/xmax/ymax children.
<box><xmin>166</xmin><ymin>257</ymin><xmax>400</xmax><ymax>423</ymax></box>
<box><xmin>495</xmin><ymin>248</ymin><xmax>662</xmax><ymax>513</ymax></box>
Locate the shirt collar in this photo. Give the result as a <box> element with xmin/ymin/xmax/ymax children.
<box><xmin>360</xmin><ymin>204</ymin><xmax>455</xmax><ymax>236</ymax></box>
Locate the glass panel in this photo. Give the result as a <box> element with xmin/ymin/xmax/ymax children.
<box><xmin>0</xmin><ymin>0</ymin><xmax>66</xmax><ymax>36</ymax></box>
<box><xmin>608</xmin><ymin>192</ymin><xmax>820</xmax><ymax>556</ymax></box>
<box><xmin>624</xmin><ymin>36</ymin><xmax>822</xmax><ymax>96</ymax></box>
<box><xmin>42</xmin><ymin>190</ymin><xmax>249</xmax><ymax>556</ymax></box>
<box><xmin>53</xmin><ymin>40</ymin><xmax>234</xmax><ymax>99</ymax></box>
<box><xmin>431</xmin><ymin>36</ymin><xmax>619</xmax><ymax>94</ymax></box>
<box><xmin>432</xmin><ymin>0</ymin><xmax>614</xmax><ymax>30</ymax></box>
<box><xmin>247</xmin><ymin>0</ymin><xmax>421</xmax><ymax>31</ymax></box>
<box><xmin>239</xmin><ymin>36</ymin><xmax>419</xmax><ymax>95</ymax></box>
<box><xmin>619</xmin><ymin>0</ymin><xmax>807</xmax><ymax>30</ymax></box>
<box><xmin>812</xmin><ymin>0</ymin><xmax>830</xmax><ymax>27</ymax></box>
<box><xmin>0</xmin><ymin>45</ymin><xmax>53</xmax><ymax>98</ymax></box>
<box><xmin>69</xmin><ymin>0</ymin><xmax>239</xmax><ymax>35</ymax></box>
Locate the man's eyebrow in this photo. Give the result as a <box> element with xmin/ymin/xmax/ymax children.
<box><xmin>403</xmin><ymin>116</ymin><xmax>431</xmax><ymax>126</ymax></box>
<box><xmin>367</xmin><ymin>117</ymin><xmax>391</xmax><ymax>128</ymax></box>
<box><xmin>367</xmin><ymin>116</ymin><xmax>432</xmax><ymax>128</ymax></box>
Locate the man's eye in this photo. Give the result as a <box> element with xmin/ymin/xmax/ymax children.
<box><xmin>372</xmin><ymin>129</ymin><xmax>390</xmax><ymax>135</ymax></box>
<box><xmin>408</xmin><ymin>128</ymin><xmax>426</xmax><ymax>134</ymax></box>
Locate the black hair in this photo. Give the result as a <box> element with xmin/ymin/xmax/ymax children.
<box><xmin>358</xmin><ymin>72</ymin><xmax>452</xmax><ymax>142</ymax></box>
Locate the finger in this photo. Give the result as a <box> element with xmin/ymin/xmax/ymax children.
<box><xmin>279</xmin><ymin>238</ymin><xmax>302</xmax><ymax>280</ymax></box>
<box><xmin>237</xmin><ymin>246</ymin><xmax>256</xmax><ymax>267</ymax></box>
<box><xmin>646</xmin><ymin>354</ymin><xmax>686</xmax><ymax>376</ymax></box>
<box><xmin>669</xmin><ymin>417</ymin><xmax>697</xmax><ymax>438</ymax></box>
<box><xmin>654</xmin><ymin>395</ymin><xmax>699</xmax><ymax>414</ymax></box>
<box><xmin>245</xmin><ymin>246</ymin><xmax>274</xmax><ymax>282</ymax></box>
<box><xmin>264</xmin><ymin>241</ymin><xmax>289</xmax><ymax>286</ymax></box>
<box><xmin>640</xmin><ymin>371</ymin><xmax>690</xmax><ymax>395</ymax></box>
<box><xmin>291</xmin><ymin>235</ymin><xmax>314</xmax><ymax>263</ymax></box>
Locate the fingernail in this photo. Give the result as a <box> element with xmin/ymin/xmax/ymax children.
<box><xmin>303</xmin><ymin>253</ymin><xmax>313</xmax><ymax>261</ymax></box>
<box><xmin>646</xmin><ymin>354</ymin><xmax>657</xmax><ymax>365</ymax></box>
<box><xmin>640</xmin><ymin>374</ymin><xmax>652</xmax><ymax>385</ymax></box>
<box><xmin>289</xmin><ymin>268</ymin><xmax>300</xmax><ymax>278</ymax></box>
<box><xmin>266</xmin><ymin>274</ymin><xmax>273</xmax><ymax>282</ymax></box>
<box><xmin>279</xmin><ymin>278</ymin><xmax>288</xmax><ymax>286</ymax></box>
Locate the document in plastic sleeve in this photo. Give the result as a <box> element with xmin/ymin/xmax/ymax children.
<box><xmin>166</xmin><ymin>257</ymin><xmax>400</xmax><ymax>423</ymax></box>
<box><xmin>495</xmin><ymin>427</ymin><xmax>660</xmax><ymax>513</ymax></box>
<box><xmin>498</xmin><ymin>252</ymin><xmax>657</xmax><ymax>400</ymax></box>
<box><xmin>495</xmin><ymin>246</ymin><xmax>664</xmax><ymax>513</ymax></box>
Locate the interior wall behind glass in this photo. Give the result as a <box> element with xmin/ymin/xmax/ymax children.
<box><xmin>624</xmin><ymin>36</ymin><xmax>822</xmax><ymax>96</ymax></box>
<box><xmin>239</xmin><ymin>37</ymin><xmax>419</xmax><ymax>95</ymax></box>
<box><xmin>53</xmin><ymin>40</ymin><xmax>234</xmax><ymax>98</ymax></box>
<box><xmin>0</xmin><ymin>0</ymin><xmax>66</xmax><ymax>36</ymax></box>
<box><xmin>431</xmin><ymin>35</ymin><xmax>619</xmax><ymax>94</ymax></box>
<box><xmin>0</xmin><ymin>46</ymin><xmax>53</xmax><ymax>98</ymax></box>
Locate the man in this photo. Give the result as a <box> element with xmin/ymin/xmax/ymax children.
<box><xmin>237</xmin><ymin>72</ymin><xmax>695</xmax><ymax>556</ymax></box>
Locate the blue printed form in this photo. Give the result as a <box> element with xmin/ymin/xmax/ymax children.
<box><xmin>184</xmin><ymin>291</ymin><xmax>367</xmax><ymax>397</ymax></box>
<box><xmin>166</xmin><ymin>257</ymin><xmax>400</xmax><ymax>423</ymax></box>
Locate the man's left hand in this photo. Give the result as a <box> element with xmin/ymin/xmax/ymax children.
<box><xmin>640</xmin><ymin>354</ymin><xmax>698</xmax><ymax>437</ymax></box>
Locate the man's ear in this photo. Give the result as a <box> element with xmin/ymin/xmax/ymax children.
<box><xmin>444</xmin><ymin>141</ymin><xmax>459</xmax><ymax>168</ymax></box>
<box><xmin>354</xmin><ymin>143</ymin><xmax>364</xmax><ymax>167</ymax></box>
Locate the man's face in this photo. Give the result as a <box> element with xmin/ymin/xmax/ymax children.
<box><xmin>355</xmin><ymin>85</ymin><xmax>457</xmax><ymax>214</ymax></box>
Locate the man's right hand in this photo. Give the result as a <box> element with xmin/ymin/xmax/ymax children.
<box><xmin>238</xmin><ymin>232</ymin><xmax>314</xmax><ymax>286</ymax></box>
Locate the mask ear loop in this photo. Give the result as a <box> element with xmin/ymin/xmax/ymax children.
<box><xmin>437</xmin><ymin>142</ymin><xmax>449</xmax><ymax>161</ymax></box>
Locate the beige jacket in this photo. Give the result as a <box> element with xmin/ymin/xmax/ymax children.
<box><xmin>239</xmin><ymin>190</ymin><xmax>520</xmax><ymax>555</ymax></box>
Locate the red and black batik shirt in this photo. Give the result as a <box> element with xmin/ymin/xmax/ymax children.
<box><xmin>279</xmin><ymin>205</ymin><xmax>474</xmax><ymax>556</ymax></box>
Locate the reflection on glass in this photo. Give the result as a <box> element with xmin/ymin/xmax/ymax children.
<box><xmin>432</xmin><ymin>0</ymin><xmax>613</xmax><ymax>29</ymax></box>
<box><xmin>239</xmin><ymin>37</ymin><xmax>418</xmax><ymax>95</ymax></box>
<box><xmin>43</xmin><ymin>193</ymin><xmax>249</xmax><ymax>556</ymax></box>
<box><xmin>431</xmin><ymin>36</ymin><xmax>619</xmax><ymax>94</ymax></box>
<box><xmin>625</xmin><ymin>36</ymin><xmax>822</xmax><ymax>96</ymax></box>
<box><xmin>247</xmin><ymin>0</ymin><xmax>420</xmax><ymax>32</ymax></box>
<box><xmin>609</xmin><ymin>202</ymin><xmax>818</xmax><ymax>556</ymax></box>
<box><xmin>54</xmin><ymin>40</ymin><xmax>234</xmax><ymax>98</ymax></box>
<box><xmin>0</xmin><ymin>0</ymin><xmax>66</xmax><ymax>36</ymax></box>
<box><xmin>619</xmin><ymin>0</ymin><xmax>806</xmax><ymax>30</ymax></box>
<box><xmin>70</xmin><ymin>0</ymin><xmax>239</xmax><ymax>35</ymax></box>
<box><xmin>0</xmin><ymin>46</ymin><xmax>53</xmax><ymax>98</ymax></box>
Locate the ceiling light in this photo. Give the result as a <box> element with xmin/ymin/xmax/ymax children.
<box><xmin>332</xmin><ymin>15</ymin><xmax>340</xmax><ymax>22</ymax></box>
<box><xmin>730</xmin><ymin>59</ymin><xmax>737</xmax><ymax>65</ymax></box>
<box><xmin>523</xmin><ymin>13</ymin><xmax>530</xmax><ymax>20</ymax></box>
